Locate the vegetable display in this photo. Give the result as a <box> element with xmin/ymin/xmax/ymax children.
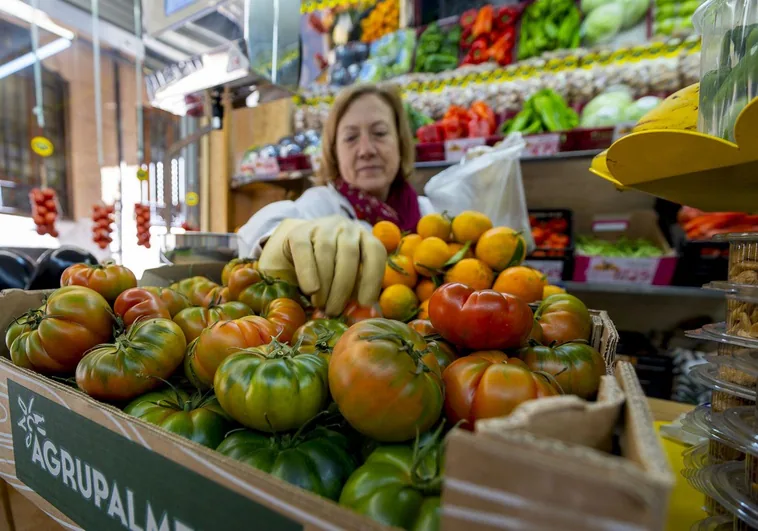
<box><xmin>502</xmin><ymin>90</ymin><xmax>579</xmax><ymax>135</ymax></box>
<box><xmin>4</xmin><ymin>241</ymin><xmax>609</xmax><ymax>530</ymax></box>
<box><xmin>415</xmin><ymin>23</ymin><xmax>460</xmax><ymax>74</ymax></box>
<box><xmin>576</xmin><ymin>235</ymin><xmax>664</xmax><ymax>257</ymax></box>
<box><xmin>459</xmin><ymin>5</ymin><xmax>519</xmax><ymax>66</ymax></box>
<box><xmin>518</xmin><ymin>0</ymin><xmax>581</xmax><ymax>60</ymax></box>
<box><xmin>61</xmin><ymin>261</ymin><xmax>137</xmax><ymax>302</ymax></box>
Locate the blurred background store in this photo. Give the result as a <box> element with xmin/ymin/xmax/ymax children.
<box><xmin>0</xmin><ymin>0</ymin><xmax>740</xmax><ymax>408</ymax></box>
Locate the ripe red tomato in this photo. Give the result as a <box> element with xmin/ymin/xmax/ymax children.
<box><xmin>342</xmin><ymin>301</ymin><xmax>383</xmax><ymax>325</ymax></box>
<box><xmin>534</xmin><ymin>294</ymin><xmax>592</xmax><ymax>344</ymax></box>
<box><xmin>443</xmin><ymin>351</ymin><xmax>560</xmax><ymax>429</ymax></box>
<box><xmin>114</xmin><ymin>288</ymin><xmax>171</xmax><ymax>327</ymax></box>
<box><xmin>262</xmin><ymin>298</ymin><xmax>307</xmax><ymax>344</ymax></box>
<box><xmin>173</xmin><ymin>301</ymin><xmax>252</xmax><ymax>343</ymax></box>
<box><xmin>169</xmin><ymin>276</ymin><xmax>219</xmax><ymax>307</ymax></box>
<box><xmin>6</xmin><ymin>286</ymin><xmax>114</xmax><ymax>374</ymax></box>
<box><xmin>428</xmin><ymin>283</ymin><xmax>532</xmax><ymax>350</ymax></box>
<box><xmin>222</xmin><ymin>258</ymin><xmax>259</xmax><ymax>287</ymax></box>
<box><xmin>142</xmin><ymin>286</ymin><xmax>191</xmax><ymax>317</ymax></box>
<box><xmin>408</xmin><ymin>319</ymin><xmax>459</xmax><ymax>371</ymax></box>
<box><xmin>190</xmin><ymin>316</ymin><xmax>278</xmax><ymax>388</ymax></box>
<box><xmin>61</xmin><ymin>262</ymin><xmax>137</xmax><ymax>302</ymax></box>
<box><xmin>329</xmin><ymin>318</ymin><xmax>443</xmax><ymax>442</ymax></box>
<box><xmin>201</xmin><ymin>285</ymin><xmax>231</xmax><ymax>307</ymax></box>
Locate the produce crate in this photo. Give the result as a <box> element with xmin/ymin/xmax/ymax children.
<box><xmin>0</xmin><ymin>269</ymin><xmax>629</xmax><ymax>531</ymax></box>
<box><xmin>524</xmin><ymin>209</ymin><xmax>574</xmax><ymax>282</ymax></box>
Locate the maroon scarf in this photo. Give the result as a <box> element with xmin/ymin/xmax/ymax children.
<box><xmin>334</xmin><ymin>178</ymin><xmax>421</xmax><ymax>232</ymax></box>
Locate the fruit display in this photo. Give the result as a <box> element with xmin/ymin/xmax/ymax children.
<box><xmin>459</xmin><ymin>5</ymin><xmax>519</xmax><ymax>66</ymax></box>
<box><xmin>501</xmin><ymin>89</ymin><xmax>579</xmax><ymax>135</ymax></box>
<box><xmin>3</xmin><ymin>238</ymin><xmax>607</xmax><ymax>531</ymax></box>
<box><xmin>91</xmin><ymin>203</ymin><xmax>115</xmax><ymax>249</ymax></box>
<box><xmin>359</xmin><ymin>0</ymin><xmax>399</xmax><ymax>43</ymax></box>
<box><xmin>29</xmin><ymin>187</ymin><xmax>59</xmax><ymax>237</ymax></box>
<box><xmin>518</xmin><ymin>0</ymin><xmax>581</xmax><ymax>60</ymax></box>
<box><xmin>135</xmin><ymin>202</ymin><xmax>151</xmax><ymax>248</ymax></box>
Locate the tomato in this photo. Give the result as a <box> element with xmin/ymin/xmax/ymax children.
<box><xmin>76</xmin><ymin>318</ymin><xmax>186</xmax><ymax>401</ymax></box>
<box><xmin>169</xmin><ymin>276</ymin><xmax>219</xmax><ymax>306</ymax></box>
<box><xmin>342</xmin><ymin>301</ymin><xmax>382</xmax><ymax>325</ymax></box>
<box><xmin>329</xmin><ymin>319</ymin><xmax>443</xmax><ymax>442</ymax></box>
<box><xmin>201</xmin><ymin>285</ymin><xmax>231</xmax><ymax>307</ymax></box>
<box><xmin>214</xmin><ymin>339</ymin><xmax>329</xmax><ymax>432</ymax></box>
<box><xmin>60</xmin><ymin>262</ymin><xmax>137</xmax><ymax>302</ymax></box>
<box><xmin>216</xmin><ymin>426</ymin><xmax>356</xmax><ymax>500</ymax></box>
<box><xmin>291</xmin><ymin>319</ymin><xmax>349</xmax><ymax>359</ymax></box>
<box><xmin>142</xmin><ymin>286</ymin><xmax>191</xmax><ymax>317</ymax></box>
<box><xmin>442</xmin><ymin>351</ymin><xmax>560</xmax><ymax>429</ymax></box>
<box><xmin>6</xmin><ymin>286</ymin><xmax>113</xmax><ymax>374</ymax></box>
<box><xmin>227</xmin><ymin>267</ymin><xmax>262</xmax><ymax>300</ymax></box>
<box><xmin>340</xmin><ymin>442</ymin><xmax>442</xmax><ymax>530</ymax></box>
<box><xmin>261</xmin><ymin>298</ymin><xmax>306</xmax><ymax>344</ymax></box>
<box><xmin>189</xmin><ymin>316</ymin><xmax>278</xmax><ymax>388</ymax></box>
<box><xmin>238</xmin><ymin>276</ymin><xmax>300</xmax><ymax>314</ymax></box>
<box><xmin>408</xmin><ymin>319</ymin><xmax>459</xmax><ymax>371</ymax></box>
<box><xmin>529</xmin><ymin>319</ymin><xmax>543</xmax><ymax>343</ymax></box>
<box><xmin>124</xmin><ymin>388</ymin><xmax>231</xmax><ymax>448</ymax></box>
<box><xmin>534</xmin><ymin>294</ymin><xmax>592</xmax><ymax>344</ymax></box>
<box><xmin>222</xmin><ymin>258</ymin><xmax>258</xmax><ymax>287</ymax></box>
<box><xmin>428</xmin><ymin>283</ymin><xmax>533</xmax><ymax>350</ymax></box>
<box><xmin>173</xmin><ymin>301</ymin><xmax>252</xmax><ymax>343</ymax></box>
<box><xmin>114</xmin><ymin>288</ymin><xmax>171</xmax><ymax>327</ymax></box>
<box><xmin>518</xmin><ymin>340</ymin><xmax>605</xmax><ymax>399</ymax></box>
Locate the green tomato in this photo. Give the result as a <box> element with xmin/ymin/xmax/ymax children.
<box><xmin>213</xmin><ymin>341</ymin><xmax>329</xmax><ymax>432</ymax></box>
<box><xmin>216</xmin><ymin>426</ymin><xmax>357</xmax><ymax>500</ymax></box>
<box><xmin>340</xmin><ymin>442</ymin><xmax>443</xmax><ymax>531</ymax></box>
<box><xmin>291</xmin><ymin>318</ymin><xmax>349</xmax><ymax>359</ymax></box>
<box><xmin>238</xmin><ymin>277</ymin><xmax>300</xmax><ymax>313</ymax></box>
<box><xmin>124</xmin><ymin>388</ymin><xmax>232</xmax><ymax>449</ymax></box>
<box><xmin>518</xmin><ymin>340</ymin><xmax>606</xmax><ymax>399</ymax></box>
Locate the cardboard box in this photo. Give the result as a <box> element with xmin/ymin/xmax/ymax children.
<box><xmin>573</xmin><ymin>211</ymin><xmax>678</xmax><ymax>286</ymax></box>
<box><xmin>0</xmin><ymin>285</ymin><xmax>670</xmax><ymax>531</ymax></box>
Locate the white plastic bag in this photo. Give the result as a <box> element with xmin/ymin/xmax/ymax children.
<box><xmin>424</xmin><ymin>133</ymin><xmax>534</xmax><ymax>251</ymax></box>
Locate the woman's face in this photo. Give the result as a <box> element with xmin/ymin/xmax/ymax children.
<box><xmin>335</xmin><ymin>93</ymin><xmax>401</xmax><ymax>200</ymax></box>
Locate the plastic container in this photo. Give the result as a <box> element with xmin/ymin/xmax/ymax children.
<box><xmin>697</xmin><ymin>461</ymin><xmax>758</xmax><ymax>529</ymax></box>
<box><xmin>690</xmin><ymin>514</ymin><xmax>733</xmax><ymax>531</ymax></box>
<box><xmin>681</xmin><ymin>404</ymin><xmax>747</xmax><ymax>462</ymax></box>
<box><xmin>689</xmin><ymin>362</ymin><xmax>756</xmax><ymax>401</ymax></box>
<box><xmin>693</xmin><ymin>1</ymin><xmax>758</xmax><ymax>141</ymax></box>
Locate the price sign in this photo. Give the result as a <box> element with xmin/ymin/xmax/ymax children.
<box><xmin>136</xmin><ymin>168</ymin><xmax>149</xmax><ymax>181</ymax></box>
<box><xmin>524</xmin><ymin>134</ymin><xmax>561</xmax><ymax>158</ymax></box>
<box><xmin>444</xmin><ymin>138</ymin><xmax>486</xmax><ymax>163</ymax></box>
<box><xmin>31</xmin><ymin>137</ymin><xmax>53</xmax><ymax>157</ymax></box>
<box><xmin>185</xmin><ymin>192</ymin><xmax>199</xmax><ymax>206</ymax></box>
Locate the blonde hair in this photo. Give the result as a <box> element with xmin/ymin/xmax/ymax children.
<box><xmin>318</xmin><ymin>84</ymin><xmax>415</xmax><ymax>184</ymax></box>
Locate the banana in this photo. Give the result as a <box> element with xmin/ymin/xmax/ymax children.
<box><xmin>633</xmin><ymin>83</ymin><xmax>700</xmax><ymax>133</ymax></box>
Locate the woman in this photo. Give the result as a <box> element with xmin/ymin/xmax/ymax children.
<box><xmin>238</xmin><ymin>84</ymin><xmax>434</xmax><ymax>316</ymax></box>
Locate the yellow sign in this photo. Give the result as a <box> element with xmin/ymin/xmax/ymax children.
<box><xmin>137</xmin><ymin>168</ymin><xmax>149</xmax><ymax>181</ymax></box>
<box><xmin>31</xmin><ymin>137</ymin><xmax>53</xmax><ymax>157</ymax></box>
<box><xmin>186</xmin><ymin>192</ymin><xmax>199</xmax><ymax>206</ymax></box>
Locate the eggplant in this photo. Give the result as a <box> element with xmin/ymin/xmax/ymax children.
<box><xmin>0</xmin><ymin>250</ymin><xmax>36</xmax><ymax>291</ymax></box>
<box><xmin>27</xmin><ymin>246</ymin><xmax>98</xmax><ymax>290</ymax></box>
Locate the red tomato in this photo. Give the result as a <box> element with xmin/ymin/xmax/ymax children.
<box><xmin>443</xmin><ymin>351</ymin><xmax>560</xmax><ymax>429</ymax></box>
<box><xmin>428</xmin><ymin>283</ymin><xmax>533</xmax><ymax>350</ymax></box>
<box><xmin>342</xmin><ymin>301</ymin><xmax>383</xmax><ymax>325</ymax></box>
<box><xmin>262</xmin><ymin>298</ymin><xmax>307</xmax><ymax>344</ymax></box>
<box><xmin>61</xmin><ymin>262</ymin><xmax>137</xmax><ymax>302</ymax></box>
<box><xmin>114</xmin><ymin>288</ymin><xmax>171</xmax><ymax>327</ymax></box>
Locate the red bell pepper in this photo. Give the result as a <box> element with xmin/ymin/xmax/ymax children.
<box><xmin>494</xmin><ymin>5</ymin><xmax>519</xmax><ymax>31</ymax></box>
<box><xmin>463</xmin><ymin>37</ymin><xmax>490</xmax><ymax>65</ymax></box>
<box><xmin>444</xmin><ymin>105</ymin><xmax>470</xmax><ymax>122</ymax></box>
<box><xmin>417</xmin><ymin>124</ymin><xmax>444</xmax><ymax>144</ymax></box>
<box><xmin>489</xmin><ymin>29</ymin><xmax>514</xmax><ymax>66</ymax></box>
<box><xmin>460</xmin><ymin>9</ymin><xmax>478</xmax><ymax>31</ymax></box>
<box><xmin>441</xmin><ymin>116</ymin><xmax>465</xmax><ymax>140</ymax></box>
<box><xmin>460</xmin><ymin>27</ymin><xmax>474</xmax><ymax>50</ymax></box>
<box><xmin>472</xmin><ymin>5</ymin><xmax>494</xmax><ymax>38</ymax></box>
<box><xmin>470</xmin><ymin>101</ymin><xmax>496</xmax><ymax>135</ymax></box>
<box><xmin>467</xmin><ymin>117</ymin><xmax>490</xmax><ymax>138</ymax></box>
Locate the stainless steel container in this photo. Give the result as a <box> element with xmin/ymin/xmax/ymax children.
<box><xmin>161</xmin><ymin>232</ymin><xmax>238</xmax><ymax>264</ymax></box>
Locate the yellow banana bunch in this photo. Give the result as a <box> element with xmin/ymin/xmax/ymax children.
<box><xmin>633</xmin><ymin>83</ymin><xmax>700</xmax><ymax>133</ymax></box>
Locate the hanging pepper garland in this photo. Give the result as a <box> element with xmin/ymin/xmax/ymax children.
<box><xmin>135</xmin><ymin>203</ymin><xmax>151</xmax><ymax>248</ymax></box>
<box><xmin>92</xmin><ymin>204</ymin><xmax>114</xmax><ymax>249</ymax></box>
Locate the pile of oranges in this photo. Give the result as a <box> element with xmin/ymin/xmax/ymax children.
<box><xmin>360</xmin><ymin>0</ymin><xmax>399</xmax><ymax>43</ymax></box>
<box><xmin>372</xmin><ymin>210</ymin><xmax>566</xmax><ymax>322</ymax></box>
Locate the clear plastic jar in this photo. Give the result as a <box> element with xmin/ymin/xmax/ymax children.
<box><xmin>694</xmin><ymin>0</ymin><xmax>758</xmax><ymax>141</ymax></box>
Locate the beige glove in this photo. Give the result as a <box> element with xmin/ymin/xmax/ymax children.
<box><xmin>258</xmin><ymin>216</ymin><xmax>387</xmax><ymax>316</ymax></box>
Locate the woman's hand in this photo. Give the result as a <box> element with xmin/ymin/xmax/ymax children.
<box><xmin>258</xmin><ymin>216</ymin><xmax>387</xmax><ymax>316</ymax></box>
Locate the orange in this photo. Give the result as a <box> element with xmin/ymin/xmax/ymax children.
<box><xmin>397</xmin><ymin>233</ymin><xmax>423</xmax><ymax>258</ymax></box>
<box><xmin>543</xmin><ymin>284</ymin><xmax>566</xmax><ymax>299</ymax></box>
<box><xmin>373</xmin><ymin>221</ymin><xmax>402</xmax><ymax>253</ymax></box>
<box><xmin>444</xmin><ymin>258</ymin><xmax>495</xmax><ymax>291</ymax></box>
<box><xmin>447</xmin><ymin>242</ymin><xmax>474</xmax><ymax>260</ymax></box>
<box><xmin>493</xmin><ymin>266</ymin><xmax>547</xmax><ymax>303</ymax></box>
<box><xmin>379</xmin><ymin>284</ymin><xmax>419</xmax><ymax>322</ymax></box>
<box><xmin>451</xmin><ymin>211</ymin><xmax>493</xmax><ymax>244</ymax></box>
<box><xmin>413</xmin><ymin>237</ymin><xmax>452</xmax><ymax>277</ymax></box>
<box><xmin>475</xmin><ymin>227</ymin><xmax>527</xmax><ymax>271</ymax></box>
<box><xmin>382</xmin><ymin>254</ymin><xmax>418</xmax><ymax>289</ymax></box>
<box><xmin>418</xmin><ymin>299</ymin><xmax>430</xmax><ymax>320</ymax></box>
<box><xmin>417</xmin><ymin>213</ymin><xmax>452</xmax><ymax>241</ymax></box>
<box><xmin>415</xmin><ymin>278</ymin><xmax>436</xmax><ymax>302</ymax></box>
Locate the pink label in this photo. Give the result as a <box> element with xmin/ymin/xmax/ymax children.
<box><xmin>524</xmin><ymin>134</ymin><xmax>560</xmax><ymax>157</ymax></box>
<box><xmin>524</xmin><ymin>259</ymin><xmax>564</xmax><ymax>283</ymax></box>
<box><xmin>585</xmin><ymin>257</ymin><xmax>659</xmax><ymax>284</ymax></box>
<box><xmin>444</xmin><ymin>138</ymin><xmax>486</xmax><ymax>162</ymax></box>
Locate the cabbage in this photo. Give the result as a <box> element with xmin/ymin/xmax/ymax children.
<box><xmin>622</xmin><ymin>96</ymin><xmax>662</xmax><ymax>122</ymax></box>
<box><xmin>581</xmin><ymin>89</ymin><xmax>634</xmax><ymax>127</ymax></box>
<box><xmin>620</xmin><ymin>0</ymin><xmax>651</xmax><ymax>29</ymax></box>
<box><xmin>581</xmin><ymin>3</ymin><xmax>624</xmax><ymax>45</ymax></box>
<box><xmin>581</xmin><ymin>0</ymin><xmax>616</xmax><ymax>14</ymax></box>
